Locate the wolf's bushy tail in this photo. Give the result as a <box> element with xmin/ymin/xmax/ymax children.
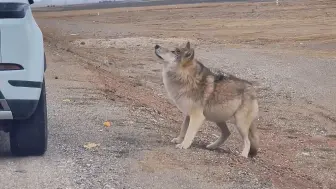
<box><xmin>248</xmin><ymin>122</ymin><xmax>259</xmax><ymax>157</ymax></box>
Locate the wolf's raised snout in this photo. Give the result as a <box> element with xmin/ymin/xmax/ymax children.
<box><xmin>154</xmin><ymin>44</ymin><xmax>165</xmax><ymax>60</ymax></box>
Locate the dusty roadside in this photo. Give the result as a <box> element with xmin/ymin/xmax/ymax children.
<box><xmin>36</xmin><ymin>0</ymin><xmax>335</xmax><ymax>188</ymax></box>
<box><xmin>0</xmin><ymin>0</ymin><xmax>334</xmax><ymax>189</ymax></box>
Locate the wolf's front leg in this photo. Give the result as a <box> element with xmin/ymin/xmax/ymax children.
<box><xmin>176</xmin><ymin>109</ymin><xmax>205</xmax><ymax>149</ymax></box>
<box><xmin>171</xmin><ymin>115</ymin><xmax>190</xmax><ymax>144</ymax></box>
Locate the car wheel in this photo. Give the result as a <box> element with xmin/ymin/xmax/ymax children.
<box><xmin>10</xmin><ymin>80</ymin><xmax>48</xmax><ymax>156</ymax></box>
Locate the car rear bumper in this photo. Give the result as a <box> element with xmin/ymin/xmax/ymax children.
<box><xmin>0</xmin><ymin>85</ymin><xmax>40</xmax><ymax>120</ymax></box>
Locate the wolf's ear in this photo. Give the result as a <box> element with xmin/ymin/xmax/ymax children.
<box><xmin>185</xmin><ymin>41</ymin><xmax>191</xmax><ymax>49</ymax></box>
<box><xmin>181</xmin><ymin>49</ymin><xmax>194</xmax><ymax>67</ymax></box>
<box><xmin>185</xmin><ymin>48</ymin><xmax>194</xmax><ymax>60</ymax></box>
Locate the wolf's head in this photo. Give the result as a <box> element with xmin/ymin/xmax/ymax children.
<box><xmin>154</xmin><ymin>42</ymin><xmax>195</xmax><ymax>68</ymax></box>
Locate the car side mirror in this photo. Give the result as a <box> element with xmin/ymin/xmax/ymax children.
<box><xmin>28</xmin><ymin>0</ymin><xmax>34</xmax><ymax>4</ymax></box>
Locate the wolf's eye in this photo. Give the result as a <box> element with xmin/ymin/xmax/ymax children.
<box><xmin>171</xmin><ymin>49</ymin><xmax>180</xmax><ymax>55</ymax></box>
<box><xmin>175</xmin><ymin>49</ymin><xmax>180</xmax><ymax>54</ymax></box>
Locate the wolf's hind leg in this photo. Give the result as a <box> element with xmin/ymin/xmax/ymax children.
<box><xmin>206</xmin><ymin>122</ymin><xmax>231</xmax><ymax>150</ymax></box>
<box><xmin>176</xmin><ymin>109</ymin><xmax>205</xmax><ymax>149</ymax></box>
<box><xmin>235</xmin><ymin>98</ymin><xmax>259</xmax><ymax>158</ymax></box>
<box><xmin>235</xmin><ymin>110</ymin><xmax>253</xmax><ymax>158</ymax></box>
<box><xmin>171</xmin><ymin>115</ymin><xmax>190</xmax><ymax>144</ymax></box>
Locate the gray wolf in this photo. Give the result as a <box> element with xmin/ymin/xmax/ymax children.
<box><xmin>154</xmin><ymin>42</ymin><xmax>259</xmax><ymax>158</ymax></box>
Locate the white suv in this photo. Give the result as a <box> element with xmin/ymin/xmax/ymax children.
<box><xmin>0</xmin><ymin>0</ymin><xmax>48</xmax><ymax>156</ymax></box>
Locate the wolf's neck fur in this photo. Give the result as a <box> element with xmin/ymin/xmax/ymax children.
<box><xmin>178</xmin><ymin>60</ymin><xmax>207</xmax><ymax>86</ymax></box>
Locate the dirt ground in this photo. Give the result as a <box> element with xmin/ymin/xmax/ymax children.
<box><xmin>33</xmin><ymin>0</ymin><xmax>335</xmax><ymax>188</ymax></box>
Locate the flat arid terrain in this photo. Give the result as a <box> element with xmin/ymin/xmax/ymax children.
<box><xmin>0</xmin><ymin>0</ymin><xmax>334</xmax><ymax>189</ymax></box>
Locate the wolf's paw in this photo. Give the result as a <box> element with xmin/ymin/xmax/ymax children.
<box><xmin>240</xmin><ymin>153</ymin><xmax>249</xmax><ymax>158</ymax></box>
<box><xmin>175</xmin><ymin>143</ymin><xmax>190</xmax><ymax>149</ymax></box>
<box><xmin>171</xmin><ymin>137</ymin><xmax>183</xmax><ymax>144</ymax></box>
<box><xmin>206</xmin><ymin>143</ymin><xmax>219</xmax><ymax>150</ymax></box>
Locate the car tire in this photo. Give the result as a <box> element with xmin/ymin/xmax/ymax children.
<box><xmin>10</xmin><ymin>80</ymin><xmax>48</xmax><ymax>156</ymax></box>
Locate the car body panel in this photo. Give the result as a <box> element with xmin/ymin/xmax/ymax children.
<box><xmin>0</xmin><ymin>1</ymin><xmax>45</xmax><ymax>120</ymax></box>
